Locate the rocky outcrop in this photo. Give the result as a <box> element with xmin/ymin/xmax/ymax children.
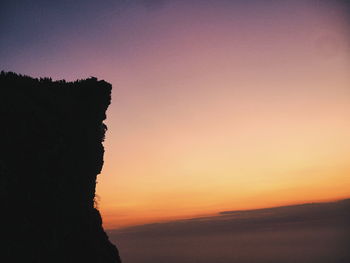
<box><xmin>0</xmin><ymin>72</ymin><xmax>121</xmax><ymax>262</ymax></box>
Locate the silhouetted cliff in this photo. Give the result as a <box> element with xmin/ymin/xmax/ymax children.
<box><xmin>0</xmin><ymin>72</ymin><xmax>121</xmax><ymax>262</ymax></box>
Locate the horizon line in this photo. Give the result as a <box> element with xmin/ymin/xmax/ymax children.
<box><xmin>105</xmin><ymin>196</ymin><xmax>350</xmax><ymax>231</ymax></box>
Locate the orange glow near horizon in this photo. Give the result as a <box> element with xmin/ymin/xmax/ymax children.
<box><xmin>95</xmin><ymin>1</ymin><xmax>350</xmax><ymax>229</ymax></box>
<box><xmin>3</xmin><ymin>1</ymin><xmax>349</xmax><ymax>229</ymax></box>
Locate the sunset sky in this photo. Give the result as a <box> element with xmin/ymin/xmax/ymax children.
<box><xmin>2</xmin><ymin>0</ymin><xmax>350</xmax><ymax>229</ymax></box>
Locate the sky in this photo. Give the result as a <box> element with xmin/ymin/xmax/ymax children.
<box><xmin>1</xmin><ymin>0</ymin><xmax>350</xmax><ymax>229</ymax></box>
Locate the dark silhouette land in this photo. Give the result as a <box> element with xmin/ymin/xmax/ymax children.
<box><xmin>0</xmin><ymin>72</ymin><xmax>121</xmax><ymax>262</ymax></box>
<box><xmin>1</xmin><ymin>71</ymin><xmax>349</xmax><ymax>263</ymax></box>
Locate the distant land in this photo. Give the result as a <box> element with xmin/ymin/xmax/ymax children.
<box><xmin>109</xmin><ymin>199</ymin><xmax>350</xmax><ymax>263</ymax></box>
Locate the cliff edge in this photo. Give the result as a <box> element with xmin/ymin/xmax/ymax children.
<box><xmin>0</xmin><ymin>72</ymin><xmax>121</xmax><ymax>262</ymax></box>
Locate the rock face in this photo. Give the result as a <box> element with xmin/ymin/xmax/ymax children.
<box><xmin>0</xmin><ymin>72</ymin><xmax>121</xmax><ymax>262</ymax></box>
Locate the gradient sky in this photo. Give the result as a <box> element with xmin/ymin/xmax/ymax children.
<box><xmin>1</xmin><ymin>0</ymin><xmax>350</xmax><ymax>229</ymax></box>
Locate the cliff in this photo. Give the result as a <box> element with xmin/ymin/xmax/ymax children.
<box><xmin>0</xmin><ymin>72</ymin><xmax>121</xmax><ymax>262</ymax></box>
